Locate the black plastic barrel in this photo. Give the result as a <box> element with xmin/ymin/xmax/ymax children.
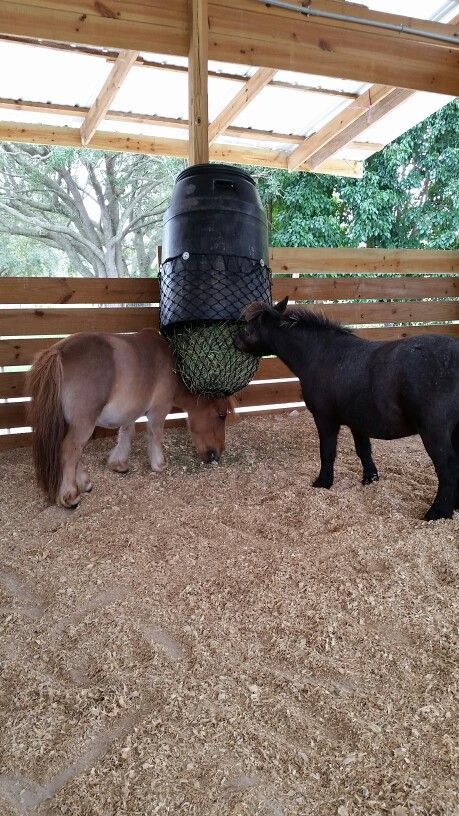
<box><xmin>160</xmin><ymin>164</ymin><xmax>271</xmax><ymax>327</ymax></box>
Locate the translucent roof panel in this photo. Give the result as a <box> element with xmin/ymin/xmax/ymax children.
<box><xmin>0</xmin><ymin>41</ymin><xmax>112</xmax><ymax>108</ymax></box>
<box><xmin>0</xmin><ymin>0</ymin><xmax>456</xmax><ymax>175</ymax></box>
<box><xmin>351</xmin><ymin>0</ymin><xmax>458</xmax><ymax>19</ymax></box>
<box><xmin>351</xmin><ymin>91</ymin><xmax>456</xmax><ymax>146</ymax></box>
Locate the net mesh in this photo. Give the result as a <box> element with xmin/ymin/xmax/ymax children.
<box><xmin>160</xmin><ymin>253</ymin><xmax>272</xmax><ymax>396</ymax></box>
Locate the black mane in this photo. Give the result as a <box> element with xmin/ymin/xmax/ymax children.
<box><xmin>281</xmin><ymin>306</ymin><xmax>353</xmax><ymax>336</ymax></box>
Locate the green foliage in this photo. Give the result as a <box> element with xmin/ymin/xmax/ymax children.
<box><xmin>338</xmin><ymin>99</ymin><xmax>459</xmax><ymax>249</ymax></box>
<box><xmin>252</xmin><ymin>98</ymin><xmax>459</xmax><ymax>250</ymax></box>
<box><xmin>0</xmin><ymin>234</ymin><xmax>68</xmax><ymax>277</ymax></box>
<box><xmin>254</xmin><ymin>168</ymin><xmax>347</xmax><ymax>247</ymax></box>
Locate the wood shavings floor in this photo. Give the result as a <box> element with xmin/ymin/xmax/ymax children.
<box><xmin>0</xmin><ymin>413</ymin><xmax>458</xmax><ymax>816</ymax></box>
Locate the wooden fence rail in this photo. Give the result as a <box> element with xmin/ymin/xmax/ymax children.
<box><xmin>1</xmin><ymin>247</ymin><xmax>458</xmax><ymax>451</ymax></box>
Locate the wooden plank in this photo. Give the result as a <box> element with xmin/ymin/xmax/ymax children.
<box><xmin>2</xmin><ymin>321</ymin><xmax>457</xmax><ymax>369</ymax></box>
<box><xmin>0</xmin><ymin>357</ymin><xmax>298</xmax><ymax>399</ymax></box>
<box><xmin>270</xmin><ymin>247</ymin><xmax>459</xmax><ymax>275</ymax></box>
<box><xmin>289</xmin><ymin>85</ymin><xmax>411</xmax><ymax>171</ymax></box>
<box><xmin>80</xmin><ymin>49</ymin><xmax>139</xmax><ymax>146</ymax></box>
<box><xmin>356</xmin><ymin>323</ymin><xmax>459</xmax><ymax>341</ymax></box>
<box><xmin>0</xmin><ymin>97</ymin><xmax>307</xmax><ymax>144</ymax></box>
<box><xmin>0</xmin><ymin>404</ymin><xmax>307</xmax><ymax>452</ymax></box>
<box><xmin>0</xmin><ymin>338</ymin><xmax>57</xmax><ymax>367</ymax></box>
<box><xmin>311</xmin><ymin>89</ymin><xmax>414</xmax><ymax>170</ymax></box>
<box><xmin>2</xmin><ymin>266</ymin><xmax>457</xmax><ymax>308</ymax></box>
<box><xmin>208</xmin><ymin>1</ymin><xmax>459</xmax><ymax>96</ymax></box>
<box><xmin>0</xmin><ymin>121</ymin><xmax>363</xmax><ymax>177</ymax></box>
<box><xmin>256</xmin><ymin>357</ymin><xmax>294</xmax><ymax>380</ymax></box>
<box><xmin>0</xmin><ymin>2</ymin><xmax>457</xmax><ymax>95</ymax></box>
<box><xmin>0</xmin><ymin>372</ymin><xmax>27</xmax><ymax>398</ymax></box>
<box><xmin>0</xmin><ymin>301</ymin><xmax>459</xmax><ymax>337</ymax></box>
<box><xmin>0</xmin><ymin>306</ymin><xmax>159</xmax><ymax>336</ymax></box>
<box><xmin>0</xmin><ymin>276</ymin><xmax>159</xmax><ymax>304</ymax></box>
<box><xmin>208</xmin><ymin>68</ymin><xmax>276</xmax><ymax>144</ymax></box>
<box><xmin>0</xmin><ymin>379</ymin><xmax>303</xmax><ymax>430</ymax></box>
<box><xmin>188</xmin><ymin>0</ymin><xmax>209</xmax><ymax>165</ymax></box>
<box><xmin>272</xmin><ymin>275</ymin><xmax>459</xmax><ymax>301</ymax></box>
<box><xmin>0</xmin><ymin>300</ymin><xmax>457</xmax><ymax>339</ymax></box>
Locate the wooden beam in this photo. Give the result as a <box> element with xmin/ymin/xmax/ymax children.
<box><xmin>303</xmin><ymin>10</ymin><xmax>459</xmax><ymax>169</ymax></box>
<box><xmin>0</xmin><ymin>121</ymin><xmax>363</xmax><ymax>177</ymax></box>
<box><xmin>269</xmin><ymin>246</ymin><xmax>459</xmax><ymax>275</ymax></box>
<box><xmin>208</xmin><ymin>68</ymin><xmax>276</xmax><ymax>144</ymax></box>
<box><xmin>288</xmin><ymin>85</ymin><xmax>411</xmax><ymax>171</ymax></box>
<box><xmin>0</xmin><ymin>97</ymin><xmax>303</xmax><ymax>143</ymax></box>
<box><xmin>188</xmin><ymin>0</ymin><xmax>209</xmax><ymax>165</ymax></box>
<box><xmin>0</xmin><ymin>2</ymin><xmax>456</xmax><ymax>95</ymax></box>
<box><xmin>0</xmin><ymin>35</ymin><xmax>359</xmax><ymax>100</ymax></box>
<box><xmin>80</xmin><ymin>49</ymin><xmax>139</xmax><ymax>146</ymax></box>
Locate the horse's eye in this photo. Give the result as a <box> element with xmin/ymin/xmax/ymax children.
<box><xmin>218</xmin><ymin>411</ymin><xmax>227</xmax><ymax>420</ymax></box>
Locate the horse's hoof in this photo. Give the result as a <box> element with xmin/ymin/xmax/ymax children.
<box><xmin>424</xmin><ymin>506</ymin><xmax>453</xmax><ymax>521</ymax></box>
<box><xmin>362</xmin><ymin>472</ymin><xmax>379</xmax><ymax>485</ymax></box>
<box><xmin>109</xmin><ymin>463</ymin><xmax>129</xmax><ymax>474</ymax></box>
<box><xmin>312</xmin><ymin>477</ymin><xmax>333</xmax><ymax>489</ymax></box>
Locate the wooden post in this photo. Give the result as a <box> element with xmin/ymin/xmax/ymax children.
<box><xmin>188</xmin><ymin>0</ymin><xmax>209</xmax><ymax>165</ymax></box>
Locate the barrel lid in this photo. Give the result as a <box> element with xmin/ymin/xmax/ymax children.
<box><xmin>176</xmin><ymin>163</ymin><xmax>256</xmax><ymax>186</ymax></box>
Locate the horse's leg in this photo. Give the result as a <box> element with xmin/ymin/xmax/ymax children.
<box><xmin>420</xmin><ymin>429</ymin><xmax>457</xmax><ymax>521</ymax></box>
<box><xmin>107</xmin><ymin>424</ymin><xmax>135</xmax><ymax>473</ymax></box>
<box><xmin>312</xmin><ymin>415</ymin><xmax>340</xmax><ymax>489</ymax></box>
<box><xmin>76</xmin><ymin>462</ymin><xmax>93</xmax><ymax>493</ymax></box>
<box><xmin>59</xmin><ymin>421</ymin><xmax>94</xmax><ymax>508</ymax></box>
<box><xmin>351</xmin><ymin>430</ymin><xmax>379</xmax><ymax>485</ymax></box>
<box><xmin>145</xmin><ymin>408</ymin><xmax>167</xmax><ymax>473</ymax></box>
<box><xmin>452</xmin><ymin>423</ymin><xmax>459</xmax><ymax>509</ymax></box>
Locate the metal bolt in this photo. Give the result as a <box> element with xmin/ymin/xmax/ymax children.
<box><xmin>182</xmin><ymin>251</ymin><xmax>190</xmax><ymax>260</ymax></box>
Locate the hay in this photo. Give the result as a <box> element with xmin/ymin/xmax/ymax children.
<box><xmin>0</xmin><ymin>413</ymin><xmax>458</xmax><ymax>816</ymax></box>
<box><xmin>166</xmin><ymin>321</ymin><xmax>260</xmax><ymax>396</ymax></box>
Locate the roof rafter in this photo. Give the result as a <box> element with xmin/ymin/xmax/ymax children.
<box><xmin>80</xmin><ymin>49</ymin><xmax>139</xmax><ymax>146</ymax></box>
<box><xmin>0</xmin><ymin>120</ymin><xmax>363</xmax><ymax>178</ymax></box>
<box><xmin>0</xmin><ymin>1</ymin><xmax>456</xmax><ymax>95</ymax></box>
<box><xmin>0</xmin><ymin>97</ymin><xmax>304</xmax><ymax>144</ymax></box>
<box><xmin>0</xmin><ymin>35</ymin><xmax>360</xmax><ymax>100</ymax></box>
<box><xmin>208</xmin><ymin>68</ymin><xmax>277</xmax><ymax>144</ymax></box>
<box><xmin>288</xmin><ymin>84</ymin><xmax>409</xmax><ymax>171</ymax></box>
<box><xmin>291</xmin><ymin>9</ymin><xmax>459</xmax><ymax>171</ymax></box>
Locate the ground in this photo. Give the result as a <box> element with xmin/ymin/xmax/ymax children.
<box><xmin>0</xmin><ymin>413</ymin><xmax>458</xmax><ymax>816</ymax></box>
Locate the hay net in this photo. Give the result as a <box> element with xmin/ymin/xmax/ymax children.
<box><xmin>160</xmin><ymin>252</ymin><xmax>272</xmax><ymax>397</ymax></box>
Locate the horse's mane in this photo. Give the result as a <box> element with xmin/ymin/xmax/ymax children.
<box><xmin>281</xmin><ymin>306</ymin><xmax>353</xmax><ymax>336</ymax></box>
<box><xmin>243</xmin><ymin>301</ymin><xmax>354</xmax><ymax>336</ymax></box>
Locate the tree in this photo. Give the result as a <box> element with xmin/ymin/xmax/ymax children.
<box><xmin>252</xmin><ymin>98</ymin><xmax>459</xmax><ymax>250</ymax></box>
<box><xmin>0</xmin><ymin>233</ymin><xmax>68</xmax><ymax>277</ymax></box>
<box><xmin>0</xmin><ymin>145</ymin><xmax>183</xmax><ymax>277</ymax></box>
<box><xmin>338</xmin><ymin>98</ymin><xmax>459</xmax><ymax>249</ymax></box>
<box><xmin>253</xmin><ymin>166</ymin><xmax>347</xmax><ymax>247</ymax></box>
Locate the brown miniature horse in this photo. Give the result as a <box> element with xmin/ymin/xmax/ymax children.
<box><xmin>27</xmin><ymin>329</ymin><xmax>233</xmax><ymax>508</ymax></box>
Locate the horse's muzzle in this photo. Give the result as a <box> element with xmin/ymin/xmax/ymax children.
<box><xmin>203</xmin><ymin>449</ymin><xmax>221</xmax><ymax>464</ymax></box>
<box><xmin>233</xmin><ymin>334</ymin><xmax>245</xmax><ymax>352</ymax></box>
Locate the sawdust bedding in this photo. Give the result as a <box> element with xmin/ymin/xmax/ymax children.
<box><xmin>0</xmin><ymin>412</ymin><xmax>457</xmax><ymax>816</ymax></box>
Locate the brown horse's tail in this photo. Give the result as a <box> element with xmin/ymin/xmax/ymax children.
<box><xmin>26</xmin><ymin>345</ymin><xmax>67</xmax><ymax>501</ymax></box>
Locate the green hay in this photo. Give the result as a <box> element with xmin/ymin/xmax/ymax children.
<box><xmin>167</xmin><ymin>321</ymin><xmax>260</xmax><ymax>397</ymax></box>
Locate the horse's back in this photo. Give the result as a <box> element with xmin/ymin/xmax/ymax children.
<box><xmin>370</xmin><ymin>334</ymin><xmax>459</xmax><ymax>429</ymax></box>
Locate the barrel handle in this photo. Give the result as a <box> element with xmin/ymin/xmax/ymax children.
<box><xmin>213</xmin><ymin>178</ymin><xmax>237</xmax><ymax>194</ymax></box>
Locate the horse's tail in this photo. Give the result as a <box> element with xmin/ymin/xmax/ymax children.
<box><xmin>26</xmin><ymin>345</ymin><xmax>67</xmax><ymax>501</ymax></box>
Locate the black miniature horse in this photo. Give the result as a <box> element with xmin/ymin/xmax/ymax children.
<box><xmin>235</xmin><ymin>297</ymin><xmax>459</xmax><ymax>521</ymax></box>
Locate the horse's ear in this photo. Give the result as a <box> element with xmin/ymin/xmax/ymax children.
<box><xmin>274</xmin><ymin>296</ymin><xmax>288</xmax><ymax>313</ymax></box>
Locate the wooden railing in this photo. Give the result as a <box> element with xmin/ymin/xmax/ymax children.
<box><xmin>1</xmin><ymin>247</ymin><xmax>458</xmax><ymax>451</ymax></box>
